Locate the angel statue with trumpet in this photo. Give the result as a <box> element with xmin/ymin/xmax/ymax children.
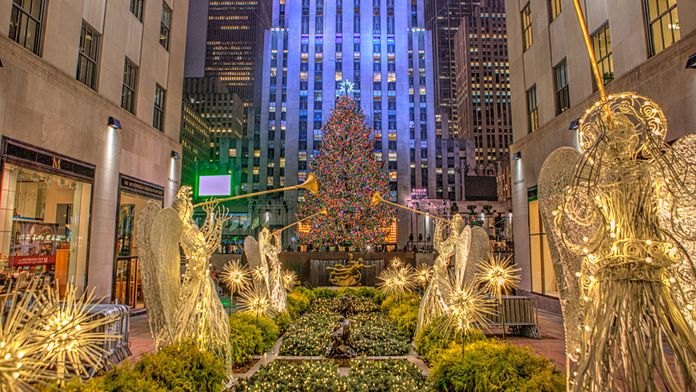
<box><xmin>537</xmin><ymin>1</ymin><xmax>696</xmax><ymax>390</ymax></box>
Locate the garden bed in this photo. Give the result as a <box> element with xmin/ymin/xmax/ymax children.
<box><xmin>279</xmin><ymin>296</ymin><xmax>411</xmax><ymax>356</ymax></box>
<box><xmin>236</xmin><ymin>359</ymin><xmax>427</xmax><ymax>391</ymax></box>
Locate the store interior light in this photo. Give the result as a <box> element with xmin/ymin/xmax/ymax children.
<box><xmin>512</xmin><ymin>151</ymin><xmax>522</xmax><ymax>160</ymax></box>
<box><xmin>686</xmin><ymin>53</ymin><xmax>696</xmax><ymax>69</ymax></box>
<box><xmin>569</xmin><ymin>119</ymin><xmax>580</xmax><ymax>130</ymax></box>
<box><xmin>171</xmin><ymin>151</ymin><xmax>181</xmax><ymax>160</ymax></box>
<box><xmin>107</xmin><ymin>116</ymin><xmax>122</xmax><ymax>130</ymax></box>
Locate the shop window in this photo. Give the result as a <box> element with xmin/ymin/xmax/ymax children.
<box><xmin>521</xmin><ymin>3</ymin><xmax>533</xmax><ymax>51</ymax></box>
<box><xmin>528</xmin><ymin>189</ymin><xmax>558</xmax><ymax>297</ymax></box>
<box><xmin>160</xmin><ymin>2</ymin><xmax>172</xmax><ymax>50</ymax></box>
<box><xmin>0</xmin><ymin>165</ymin><xmax>92</xmax><ymax>296</ymax></box>
<box><xmin>77</xmin><ymin>21</ymin><xmax>101</xmax><ymax>90</ymax></box>
<box><xmin>645</xmin><ymin>0</ymin><xmax>679</xmax><ymax>57</ymax></box>
<box><xmin>9</xmin><ymin>0</ymin><xmax>45</xmax><ymax>55</ymax></box>
<box><xmin>591</xmin><ymin>23</ymin><xmax>613</xmax><ymax>88</ymax></box>
<box><xmin>114</xmin><ymin>186</ymin><xmax>163</xmax><ymax>309</ymax></box>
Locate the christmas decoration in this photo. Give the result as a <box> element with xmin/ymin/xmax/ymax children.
<box><xmin>478</xmin><ymin>254</ymin><xmax>520</xmax><ymax>304</ymax></box>
<box><xmin>298</xmin><ymin>95</ymin><xmax>391</xmax><ymax>249</ymax></box>
<box><xmin>377</xmin><ymin>258</ymin><xmax>416</xmax><ymax>297</ymax></box>
<box><xmin>536</xmin><ymin>1</ymin><xmax>696</xmax><ymax>389</ymax></box>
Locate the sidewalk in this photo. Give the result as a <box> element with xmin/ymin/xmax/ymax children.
<box><xmin>128</xmin><ymin>309</ymin><xmax>568</xmax><ymax>371</ymax></box>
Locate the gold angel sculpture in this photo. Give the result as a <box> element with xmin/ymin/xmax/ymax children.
<box><xmin>137</xmin><ymin>187</ymin><xmax>231</xmax><ymax>369</ymax></box>
<box><xmin>538</xmin><ymin>94</ymin><xmax>696</xmax><ymax>391</ymax></box>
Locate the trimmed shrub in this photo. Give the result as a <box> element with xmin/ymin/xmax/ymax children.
<box><xmin>134</xmin><ymin>343</ymin><xmax>227</xmax><ymax>392</ymax></box>
<box><xmin>388</xmin><ymin>302</ymin><xmax>418</xmax><ymax>337</ymax></box>
<box><xmin>287</xmin><ymin>291</ymin><xmax>311</xmax><ymax>318</ymax></box>
<box><xmin>229</xmin><ymin>312</ymin><xmax>280</xmax><ymax>366</ymax></box>
<box><xmin>233</xmin><ymin>312</ymin><xmax>279</xmax><ymax>352</ymax></box>
<box><xmin>60</xmin><ymin>363</ymin><xmax>166</xmax><ymax>391</ymax></box>
<box><xmin>312</xmin><ymin>287</ymin><xmax>338</xmax><ymax>299</ymax></box>
<box><xmin>273</xmin><ymin>311</ymin><xmax>292</xmax><ymax>334</ymax></box>
<box><xmin>415</xmin><ymin>317</ymin><xmax>486</xmax><ymax>364</ymax></box>
<box><xmin>293</xmin><ymin>286</ymin><xmax>316</xmax><ymax>302</ymax></box>
<box><xmin>380</xmin><ymin>292</ymin><xmax>420</xmax><ymax>312</ymax></box>
<box><xmin>430</xmin><ymin>340</ymin><xmax>565</xmax><ymax>392</ymax></box>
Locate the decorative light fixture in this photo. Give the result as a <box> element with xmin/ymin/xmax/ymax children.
<box><xmin>170</xmin><ymin>151</ymin><xmax>181</xmax><ymax>160</ymax></box>
<box><xmin>512</xmin><ymin>151</ymin><xmax>522</xmax><ymax>160</ymax></box>
<box><xmin>686</xmin><ymin>52</ymin><xmax>696</xmax><ymax>69</ymax></box>
<box><xmin>107</xmin><ymin>116</ymin><xmax>122</xmax><ymax>130</ymax></box>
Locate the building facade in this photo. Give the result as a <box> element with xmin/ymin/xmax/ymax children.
<box><xmin>257</xmin><ymin>0</ymin><xmax>459</xmax><ymax>246</ymax></box>
<box><xmin>182</xmin><ymin>77</ymin><xmax>248</xmax><ymax>196</ymax></box>
<box><xmin>425</xmin><ymin>0</ymin><xmax>479</xmax><ymax>138</ymax></box>
<box><xmin>505</xmin><ymin>0</ymin><xmax>696</xmax><ymax>310</ymax></box>
<box><xmin>0</xmin><ymin>0</ymin><xmax>187</xmax><ymax>304</ymax></box>
<box><xmin>180</xmin><ymin>101</ymin><xmax>212</xmax><ymax>188</ymax></box>
<box><xmin>455</xmin><ymin>0</ymin><xmax>511</xmax><ymax>176</ymax></box>
<box><xmin>205</xmin><ymin>0</ymin><xmax>272</xmax><ymax>105</ymax></box>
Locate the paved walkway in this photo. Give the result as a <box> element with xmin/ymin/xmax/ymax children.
<box><xmin>129</xmin><ymin>309</ymin><xmax>567</xmax><ymax>374</ymax></box>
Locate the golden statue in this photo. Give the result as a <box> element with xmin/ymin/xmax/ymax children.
<box><xmin>327</xmin><ymin>256</ymin><xmax>373</xmax><ymax>287</ymax></box>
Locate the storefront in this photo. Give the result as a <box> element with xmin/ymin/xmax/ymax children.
<box><xmin>112</xmin><ymin>175</ymin><xmax>164</xmax><ymax>310</ymax></box>
<box><xmin>0</xmin><ymin>139</ymin><xmax>94</xmax><ymax>295</ymax></box>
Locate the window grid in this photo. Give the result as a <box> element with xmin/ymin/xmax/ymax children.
<box><xmin>526</xmin><ymin>85</ymin><xmax>538</xmax><ymax>133</ymax></box>
<box><xmin>521</xmin><ymin>3</ymin><xmax>533</xmax><ymax>51</ymax></box>
<box><xmin>8</xmin><ymin>0</ymin><xmax>45</xmax><ymax>55</ymax></box>
<box><xmin>548</xmin><ymin>0</ymin><xmax>562</xmax><ymax>22</ymax></box>
<box><xmin>645</xmin><ymin>0</ymin><xmax>680</xmax><ymax>57</ymax></box>
<box><xmin>130</xmin><ymin>0</ymin><xmax>144</xmax><ymax>21</ymax></box>
<box><xmin>153</xmin><ymin>85</ymin><xmax>166</xmax><ymax>132</ymax></box>
<box><xmin>160</xmin><ymin>3</ymin><xmax>171</xmax><ymax>50</ymax></box>
<box><xmin>76</xmin><ymin>21</ymin><xmax>101</xmax><ymax>90</ymax></box>
<box><xmin>554</xmin><ymin>58</ymin><xmax>570</xmax><ymax>115</ymax></box>
<box><xmin>121</xmin><ymin>58</ymin><xmax>139</xmax><ymax>114</ymax></box>
<box><xmin>591</xmin><ymin>23</ymin><xmax>613</xmax><ymax>87</ymax></box>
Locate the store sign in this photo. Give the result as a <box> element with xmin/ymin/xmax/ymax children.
<box><xmin>9</xmin><ymin>221</ymin><xmax>58</xmax><ymax>267</ymax></box>
<box><xmin>121</xmin><ymin>177</ymin><xmax>165</xmax><ymax>200</ymax></box>
<box><xmin>3</xmin><ymin>138</ymin><xmax>95</xmax><ymax>180</ymax></box>
<box><xmin>411</xmin><ymin>188</ymin><xmax>427</xmax><ymax>200</ymax></box>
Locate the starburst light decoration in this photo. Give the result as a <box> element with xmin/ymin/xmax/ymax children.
<box><xmin>376</xmin><ymin>261</ymin><xmax>416</xmax><ymax>297</ymax></box>
<box><xmin>282</xmin><ymin>269</ymin><xmax>299</xmax><ymax>290</ymax></box>
<box><xmin>477</xmin><ymin>254</ymin><xmax>520</xmax><ymax>303</ymax></box>
<box><xmin>414</xmin><ymin>264</ymin><xmax>432</xmax><ymax>289</ymax></box>
<box><xmin>445</xmin><ymin>282</ymin><xmax>493</xmax><ymax>334</ymax></box>
<box><xmin>238</xmin><ymin>287</ymin><xmax>272</xmax><ymax>319</ymax></box>
<box><xmin>221</xmin><ymin>259</ymin><xmax>251</xmax><ymax>295</ymax></box>
<box><xmin>36</xmin><ymin>283</ymin><xmax>118</xmax><ymax>381</ymax></box>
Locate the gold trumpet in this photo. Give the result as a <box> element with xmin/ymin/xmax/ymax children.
<box><xmin>371</xmin><ymin>192</ymin><xmax>451</xmax><ymax>223</ymax></box>
<box><xmin>194</xmin><ymin>173</ymin><xmax>319</xmax><ymax>208</ymax></box>
<box><xmin>271</xmin><ymin>208</ymin><xmax>328</xmax><ymax>236</ymax></box>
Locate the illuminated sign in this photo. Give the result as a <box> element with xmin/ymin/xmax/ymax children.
<box><xmin>411</xmin><ymin>188</ymin><xmax>427</xmax><ymax>200</ymax></box>
<box><xmin>198</xmin><ymin>175</ymin><xmax>232</xmax><ymax>196</ymax></box>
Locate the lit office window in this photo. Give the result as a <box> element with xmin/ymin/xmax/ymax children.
<box><xmin>591</xmin><ymin>23</ymin><xmax>613</xmax><ymax>86</ymax></box>
<box><xmin>76</xmin><ymin>21</ymin><xmax>101</xmax><ymax>90</ymax></box>
<box><xmin>153</xmin><ymin>84</ymin><xmax>166</xmax><ymax>131</ymax></box>
<box><xmin>554</xmin><ymin>58</ymin><xmax>570</xmax><ymax>115</ymax></box>
<box><xmin>526</xmin><ymin>85</ymin><xmax>538</xmax><ymax>133</ymax></box>
<box><xmin>521</xmin><ymin>3</ymin><xmax>533</xmax><ymax>50</ymax></box>
<box><xmin>121</xmin><ymin>58</ymin><xmax>139</xmax><ymax>113</ymax></box>
<box><xmin>548</xmin><ymin>0</ymin><xmax>561</xmax><ymax>22</ymax></box>
<box><xmin>160</xmin><ymin>3</ymin><xmax>171</xmax><ymax>50</ymax></box>
<box><xmin>645</xmin><ymin>0</ymin><xmax>680</xmax><ymax>57</ymax></box>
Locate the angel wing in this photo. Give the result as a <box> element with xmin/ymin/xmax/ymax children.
<box><xmin>453</xmin><ymin>226</ymin><xmax>472</xmax><ymax>288</ymax></box>
<box><xmin>466</xmin><ymin>226</ymin><xmax>490</xmax><ymax>284</ymax></box>
<box><xmin>538</xmin><ymin>147</ymin><xmax>584</xmax><ymax>360</ymax></box>
<box><xmin>656</xmin><ymin>134</ymin><xmax>696</xmax><ymax>333</ymax></box>
<box><xmin>136</xmin><ymin>203</ymin><xmax>182</xmax><ymax>347</ymax></box>
<box><xmin>244</xmin><ymin>234</ymin><xmax>269</xmax><ymax>295</ymax></box>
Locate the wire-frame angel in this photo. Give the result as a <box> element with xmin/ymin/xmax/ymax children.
<box><xmin>538</xmin><ymin>94</ymin><xmax>696</xmax><ymax>391</ymax></box>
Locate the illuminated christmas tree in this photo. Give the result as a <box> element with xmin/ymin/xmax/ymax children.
<box><xmin>297</xmin><ymin>93</ymin><xmax>392</xmax><ymax>249</ymax></box>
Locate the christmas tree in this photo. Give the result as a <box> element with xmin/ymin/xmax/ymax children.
<box><xmin>297</xmin><ymin>94</ymin><xmax>392</xmax><ymax>249</ymax></box>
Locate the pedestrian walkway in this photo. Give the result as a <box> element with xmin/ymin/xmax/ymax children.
<box><xmin>128</xmin><ymin>309</ymin><xmax>568</xmax><ymax>373</ymax></box>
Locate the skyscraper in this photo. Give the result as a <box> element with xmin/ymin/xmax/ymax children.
<box><xmin>205</xmin><ymin>0</ymin><xmax>272</xmax><ymax>105</ymax></box>
<box><xmin>455</xmin><ymin>0</ymin><xmax>511</xmax><ymax>175</ymax></box>
<box><xmin>425</xmin><ymin>0</ymin><xmax>479</xmax><ymax>138</ymax></box>
<box><xmin>257</xmin><ymin>0</ymin><xmax>456</xmax><ymax>246</ymax></box>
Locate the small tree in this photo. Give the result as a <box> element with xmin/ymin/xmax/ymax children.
<box><xmin>297</xmin><ymin>95</ymin><xmax>392</xmax><ymax>249</ymax></box>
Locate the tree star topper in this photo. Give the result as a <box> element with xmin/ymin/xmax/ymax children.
<box><xmin>339</xmin><ymin>80</ymin><xmax>354</xmax><ymax>95</ymax></box>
